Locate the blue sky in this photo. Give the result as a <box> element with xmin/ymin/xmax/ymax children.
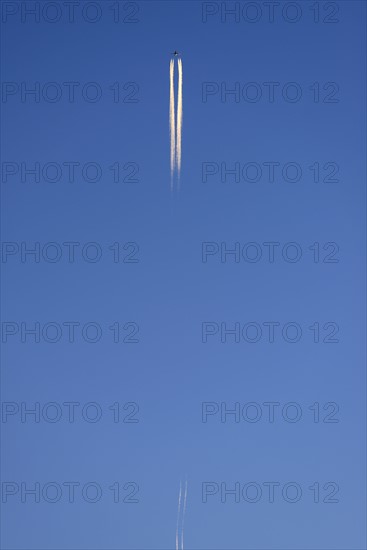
<box><xmin>1</xmin><ymin>1</ymin><xmax>366</xmax><ymax>548</ymax></box>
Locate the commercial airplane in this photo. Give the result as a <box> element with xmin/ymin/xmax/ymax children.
<box><xmin>171</xmin><ymin>51</ymin><xmax>181</xmax><ymax>57</ymax></box>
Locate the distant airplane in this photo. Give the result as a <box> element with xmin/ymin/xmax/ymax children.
<box><xmin>171</xmin><ymin>51</ymin><xmax>181</xmax><ymax>57</ymax></box>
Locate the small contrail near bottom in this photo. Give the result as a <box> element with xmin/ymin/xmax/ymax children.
<box><xmin>181</xmin><ymin>480</ymin><xmax>188</xmax><ymax>550</ymax></box>
<box><xmin>175</xmin><ymin>482</ymin><xmax>182</xmax><ymax>550</ymax></box>
<box><xmin>176</xmin><ymin>479</ymin><xmax>188</xmax><ymax>550</ymax></box>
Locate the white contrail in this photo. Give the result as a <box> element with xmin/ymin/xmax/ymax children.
<box><xmin>180</xmin><ymin>479</ymin><xmax>188</xmax><ymax>550</ymax></box>
<box><xmin>176</xmin><ymin>58</ymin><xmax>183</xmax><ymax>182</ymax></box>
<box><xmin>169</xmin><ymin>59</ymin><xmax>176</xmax><ymax>187</ymax></box>
<box><xmin>175</xmin><ymin>481</ymin><xmax>182</xmax><ymax>550</ymax></box>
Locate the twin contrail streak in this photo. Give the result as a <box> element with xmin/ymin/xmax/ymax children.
<box><xmin>169</xmin><ymin>59</ymin><xmax>176</xmax><ymax>187</ymax></box>
<box><xmin>169</xmin><ymin>57</ymin><xmax>183</xmax><ymax>188</ymax></box>
<box><xmin>176</xmin><ymin>479</ymin><xmax>188</xmax><ymax>550</ymax></box>
<box><xmin>176</xmin><ymin>58</ymin><xmax>183</xmax><ymax>183</ymax></box>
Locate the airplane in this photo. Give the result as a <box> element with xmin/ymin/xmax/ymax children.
<box><xmin>171</xmin><ymin>51</ymin><xmax>181</xmax><ymax>57</ymax></box>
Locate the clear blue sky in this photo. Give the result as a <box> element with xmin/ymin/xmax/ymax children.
<box><xmin>1</xmin><ymin>1</ymin><xmax>366</xmax><ymax>548</ymax></box>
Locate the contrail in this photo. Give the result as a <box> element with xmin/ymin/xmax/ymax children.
<box><xmin>176</xmin><ymin>58</ymin><xmax>183</xmax><ymax>182</ymax></box>
<box><xmin>169</xmin><ymin>57</ymin><xmax>183</xmax><ymax>188</ymax></box>
<box><xmin>180</xmin><ymin>479</ymin><xmax>188</xmax><ymax>550</ymax></box>
<box><xmin>169</xmin><ymin>59</ymin><xmax>176</xmax><ymax>187</ymax></box>
<box><xmin>175</xmin><ymin>481</ymin><xmax>182</xmax><ymax>550</ymax></box>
